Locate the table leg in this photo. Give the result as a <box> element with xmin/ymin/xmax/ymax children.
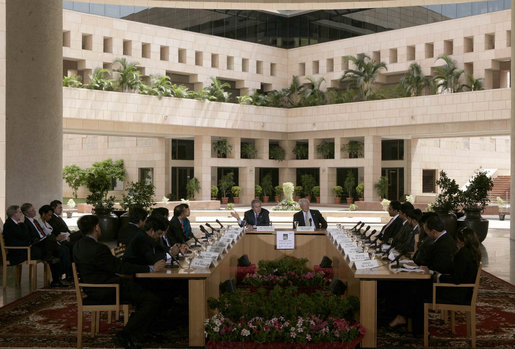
<box><xmin>360</xmin><ymin>280</ymin><xmax>377</xmax><ymax>348</ymax></box>
<box><xmin>189</xmin><ymin>279</ymin><xmax>206</xmax><ymax>347</ymax></box>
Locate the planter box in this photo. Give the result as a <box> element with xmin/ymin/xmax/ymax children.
<box><xmin>207</xmin><ymin>338</ymin><xmax>362</xmax><ymax>349</ymax></box>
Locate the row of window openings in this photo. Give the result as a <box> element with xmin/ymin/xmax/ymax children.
<box><xmin>64</xmin><ymin>31</ymin><xmax>276</xmax><ymax>76</ymax></box>
<box><xmin>297</xmin><ymin>32</ymin><xmax>511</xmax><ymax>75</ymax></box>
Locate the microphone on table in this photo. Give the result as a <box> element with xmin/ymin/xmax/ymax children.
<box><xmin>216</xmin><ymin>219</ymin><xmax>224</xmax><ymax>229</ymax></box>
<box><xmin>390</xmin><ymin>248</ymin><xmax>409</xmax><ymax>269</ymax></box>
<box><xmin>365</xmin><ymin>229</ymin><xmax>376</xmax><ymax>242</ymax></box>
<box><xmin>309</xmin><ymin>218</ymin><xmax>313</xmax><ymax>228</ymax></box>
<box><xmin>354</xmin><ymin>222</ymin><xmax>365</xmax><ymax>233</ymax></box>
<box><xmin>190</xmin><ymin>233</ymin><xmax>202</xmax><ymax>247</ymax></box>
<box><xmin>350</xmin><ymin>221</ymin><xmax>362</xmax><ymax>231</ymax></box>
<box><xmin>200</xmin><ymin>225</ymin><xmax>210</xmax><ymax>239</ymax></box>
<box><xmin>206</xmin><ymin>223</ymin><xmax>219</xmax><ymax>233</ymax></box>
<box><xmin>360</xmin><ymin>226</ymin><xmax>370</xmax><ymax>238</ymax></box>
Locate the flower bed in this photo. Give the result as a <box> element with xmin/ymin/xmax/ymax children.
<box><xmin>243</xmin><ymin>271</ymin><xmax>329</xmax><ymax>288</ymax></box>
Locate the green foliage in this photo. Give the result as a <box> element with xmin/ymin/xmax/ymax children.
<box><xmin>332</xmin><ymin>185</ymin><xmax>344</xmax><ymax>197</ymax></box>
<box><xmin>269</xmin><ymin>144</ymin><xmax>285</xmax><ymax>161</ymax></box>
<box><xmin>212</xmin><ymin>139</ymin><xmax>233</xmax><ymax>158</ymax></box>
<box><xmin>464</xmin><ymin>74</ymin><xmax>484</xmax><ymax>91</ymax></box>
<box><xmin>258</xmin><ymin>256</ymin><xmax>309</xmax><ymax>275</ymax></box>
<box><xmin>84</xmin><ymin>159</ymin><xmax>126</xmax><ymax>213</ymax></box>
<box><xmin>62</xmin><ymin>165</ymin><xmax>87</xmax><ymax>198</ymax></box>
<box><xmin>312</xmin><ymin>186</ymin><xmax>320</xmax><ymax>197</ymax></box>
<box><xmin>292</xmin><ymin>142</ymin><xmax>308</xmax><ymax>160</ymax></box>
<box><xmin>121</xmin><ymin>180</ymin><xmax>155</xmax><ymax>210</ymax></box>
<box><xmin>433</xmin><ymin>55</ymin><xmax>465</xmax><ymax>93</ymax></box>
<box><xmin>316</xmin><ymin>140</ymin><xmax>334</xmax><ymax>159</ymax></box>
<box><xmin>113</xmin><ymin>57</ymin><xmax>141</xmax><ymax>92</ymax></box>
<box><xmin>344</xmin><ymin>171</ymin><xmax>356</xmax><ymax>198</ymax></box>
<box><xmin>186</xmin><ymin>177</ymin><xmax>200</xmax><ymax>199</ymax></box>
<box><xmin>170</xmin><ymin>84</ymin><xmax>190</xmax><ymax>98</ymax></box>
<box><xmin>460</xmin><ymin>170</ymin><xmax>494</xmax><ymax>210</ymax></box>
<box><xmin>356</xmin><ymin>183</ymin><xmax>365</xmax><ymax>198</ymax></box>
<box><xmin>300</xmin><ymin>174</ymin><xmax>316</xmax><ymax>197</ymax></box>
<box><xmin>241</xmin><ymin>143</ymin><xmax>258</xmax><ymax>159</ymax></box>
<box><xmin>62</xmin><ymin>74</ymin><xmax>82</xmax><ymax>88</ymax></box>
<box><xmin>210</xmin><ymin>185</ymin><xmax>219</xmax><ymax>198</ymax></box>
<box><xmin>87</xmin><ymin>68</ymin><xmax>116</xmax><ymax>91</ymax></box>
<box><xmin>374</xmin><ymin>176</ymin><xmax>389</xmax><ymax>198</ymax></box>
<box><xmin>274</xmin><ymin>185</ymin><xmax>283</xmax><ymax>197</ymax></box>
<box><xmin>302</xmin><ymin>77</ymin><xmax>327</xmax><ymax>106</ymax></box>
<box><xmin>218</xmin><ymin>172</ymin><xmax>235</xmax><ymax>198</ymax></box>
<box><xmin>255</xmin><ymin>184</ymin><xmax>263</xmax><ymax>197</ymax></box>
<box><xmin>260</xmin><ymin>174</ymin><xmax>274</xmax><ymax>197</ymax></box>
<box><xmin>231</xmin><ymin>186</ymin><xmax>241</xmax><ymax>197</ymax></box>
<box><xmin>294</xmin><ymin>186</ymin><xmax>303</xmax><ymax>197</ymax></box>
<box><xmin>399</xmin><ymin>63</ymin><xmax>430</xmax><ymax>97</ymax></box>
<box><xmin>433</xmin><ymin>171</ymin><xmax>461</xmax><ymax>213</ymax></box>
<box><xmin>236</xmin><ymin>95</ymin><xmax>253</xmax><ymax>105</ymax></box>
<box><xmin>205</xmin><ymin>77</ymin><xmax>231</xmax><ymax>102</ymax></box>
<box><xmin>341</xmin><ymin>54</ymin><xmax>387</xmax><ymax>101</ymax></box>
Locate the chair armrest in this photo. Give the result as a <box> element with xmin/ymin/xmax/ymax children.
<box><xmin>432</xmin><ymin>282</ymin><xmax>475</xmax><ymax>306</ymax></box>
<box><xmin>79</xmin><ymin>283</ymin><xmax>121</xmax><ymax>309</ymax></box>
<box><xmin>4</xmin><ymin>246</ymin><xmax>30</xmax><ymax>250</ymax></box>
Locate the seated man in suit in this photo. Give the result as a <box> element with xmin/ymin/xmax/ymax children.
<box><xmin>118</xmin><ymin>207</ymin><xmax>147</xmax><ymax>246</ymax></box>
<box><xmin>73</xmin><ymin>215</ymin><xmax>165</xmax><ymax>348</ymax></box>
<box><xmin>230</xmin><ymin>199</ymin><xmax>270</xmax><ymax>229</ymax></box>
<box><xmin>166</xmin><ymin>204</ymin><xmax>191</xmax><ymax>245</ymax></box>
<box><xmin>373</xmin><ymin>200</ymin><xmax>403</xmax><ymax>243</ymax></box>
<box><xmin>293</xmin><ymin>198</ymin><xmax>327</xmax><ymax>229</ymax></box>
<box><xmin>388</xmin><ymin>202</ymin><xmax>415</xmax><ymax>251</ymax></box>
<box><xmin>3</xmin><ymin>205</ymin><xmax>44</xmax><ymax>264</ymax></box>
<box><xmin>48</xmin><ymin>200</ymin><xmax>71</xmax><ymax>234</ymax></box>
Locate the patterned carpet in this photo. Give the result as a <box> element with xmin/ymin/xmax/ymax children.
<box><xmin>377</xmin><ymin>271</ymin><xmax>515</xmax><ymax>348</ymax></box>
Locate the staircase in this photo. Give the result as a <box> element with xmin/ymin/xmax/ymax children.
<box><xmin>488</xmin><ymin>175</ymin><xmax>510</xmax><ymax>201</ymax></box>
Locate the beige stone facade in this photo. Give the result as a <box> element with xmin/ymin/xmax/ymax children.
<box><xmin>61</xmin><ymin>9</ymin><xmax>511</xmax><ymax>204</ymax></box>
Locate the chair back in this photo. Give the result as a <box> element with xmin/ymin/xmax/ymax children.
<box><xmin>72</xmin><ymin>262</ymin><xmax>84</xmax><ymax>307</ymax></box>
<box><xmin>470</xmin><ymin>262</ymin><xmax>482</xmax><ymax>308</ymax></box>
<box><xmin>0</xmin><ymin>231</ymin><xmax>8</xmax><ymax>266</ymax></box>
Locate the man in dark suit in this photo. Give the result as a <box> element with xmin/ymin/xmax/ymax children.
<box><xmin>73</xmin><ymin>215</ymin><xmax>165</xmax><ymax>348</ymax></box>
<box><xmin>417</xmin><ymin>214</ymin><xmax>457</xmax><ymax>274</ymax></box>
<box><xmin>293</xmin><ymin>198</ymin><xmax>327</xmax><ymax>229</ymax></box>
<box><xmin>48</xmin><ymin>200</ymin><xmax>71</xmax><ymax>234</ymax></box>
<box><xmin>118</xmin><ymin>207</ymin><xmax>147</xmax><ymax>246</ymax></box>
<box><xmin>231</xmin><ymin>199</ymin><xmax>270</xmax><ymax>229</ymax></box>
<box><xmin>3</xmin><ymin>205</ymin><xmax>44</xmax><ymax>264</ymax></box>
<box><xmin>374</xmin><ymin>200</ymin><xmax>403</xmax><ymax>243</ymax></box>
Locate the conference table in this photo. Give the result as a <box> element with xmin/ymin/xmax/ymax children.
<box><xmin>136</xmin><ymin>227</ymin><xmax>430</xmax><ymax>348</ymax></box>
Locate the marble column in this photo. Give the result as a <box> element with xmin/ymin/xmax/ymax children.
<box><xmin>511</xmin><ymin>0</ymin><xmax>515</xmax><ymax>240</ymax></box>
<box><xmin>194</xmin><ymin>135</ymin><xmax>212</xmax><ymax>200</ymax></box>
<box><xmin>364</xmin><ymin>136</ymin><xmax>382</xmax><ymax>202</ymax></box>
<box><xmin>4</xmin><ymin>0</ymin><xmax>62</xmax><ymax>213</ymax></box>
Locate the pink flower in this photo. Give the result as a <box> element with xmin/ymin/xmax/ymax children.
<box><xmin>306</xmin><ymin>334</ymin><xmax>312</xmax><ymax>341</ymax></box>
<box><xmin>290</xmin><ymin>332</ymin><xmax>297</xmax><ymax>338</ymax></box>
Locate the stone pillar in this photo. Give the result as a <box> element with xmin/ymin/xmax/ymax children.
<box><xmin>3</xmin><ymin>0</ymin><xmax>62</xmax><ymax>213</ymax></box>
<box><xmin>239</xmin><ymin>166</ymin><xmax>255</xmax><ymax>205</ymax></box>
<box><xmin>194</xmin><ymin>135</ymin><xmax>211</xmax><ymax>200</ymax></box>
<box><xmin>279</xmin><ymin>168</ymin><xmax>296</xmax><ymax>186</ymax></box>
<box><xmin>228</xmin><ymin>137</ymin><xmax>240</xmax><ymax>159</ymax></box>
<box><xmin>320</xmin><ymin>167</ymin><xmax>336</xmax><ymax>204</ymax></box>
<box><xmin>511</xmin><ymin>0</ymin><xmax>515</xmax><ymax>241</ymax></box>
<box><xmin>256</xmin><ymin>138</ymin><xmax>268</xmax><ymax>160</ymax></box>
<box><xmin>364</xmin><ymin>136</ymin><xmax>382</xmax><ymax>202</ymax></box>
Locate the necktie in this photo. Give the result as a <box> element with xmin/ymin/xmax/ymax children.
<box><xmin>381</xmin><ymin>217</ymin><xmax>394</xmax><ymax>232</ymax></box>
<box><xmin>33</xmin><ymin>220</ymin><xmax>45</xmax><ymax>238</ymax></box>
<box><xmin>255</xmin><ymin>213</ymin><xmax>258</xmax><ymax>225</ymax></box>
<box><xmin>305</xmin><ymin>212</ymin><xmax>310</xmax><ymax>226</ymax></box>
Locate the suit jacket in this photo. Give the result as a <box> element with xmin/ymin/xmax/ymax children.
<box><xmin>2</xmin><ymin>218</ymin><xmax>41</xmax><ymax>264</ymax></box>
<box><xmin>166</xmin><ymin>216</ymin><xmax>187</xmax><ymax>245</ymax></box>
<box><xmin>437</xmin><ymin>247</ymin><xmax>478</xmax><ymax>305</ymax></box>
<box><xmin>380</xmin><ymin>215</ymin><xmax>403</xmax><ymax>242</ymax></box>
<box><xmin>73</xmin><ymin>235</ymin><xmax>149</xmax><ymax>300</ymax></box>
<box><xmin>241</xmin><ymin>209</ymin><xmax>270</xmax><ymax>227</ymax></box>
<box><xmin>124</xmin><ymin>231</ymin><xmax>167</xmax><ymax>265</ymax></box>
<box><xmin>293</xmin><ymin>209</ymin><xmax>328</xmax><ymax>229</ymax></box>
<box><xmin>23</xmin><ymin>217</ymin><xmax>45</xmax><ymax>242</ymax></box>
<box><xmin>117</xmin><ymin>222</ymin><xmax>143</xmax><ymax>246</ymax></box>
<box><xmin>390</xmin><ymin>221</ymin><xmax>413</xmax><ymax>251</ymax></box>
<box><xmin>416</xmin><ymin>232</ymin><xmax>457</xmax><ymax>274</ymax></box>
<box><xmin>48</xmin><ymin>214</ymin><xmax>70</xmax><ymax>235</ymax></box>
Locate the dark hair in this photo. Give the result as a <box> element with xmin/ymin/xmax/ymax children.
<box><xmin>38</xmin><ymin>205</ymin><xmax>53</xmax><ymax>216</ymax></box>
<box><xmin>400</xmin><ymin>202</ymin><xmax>414</xmax><ymax>214</ymax></box>
<box><xmin>129</xmin><ymin>207</ymin><xmax>148</xmax><ymax>224</ymax></box>
<box><xmin>251</xmin><ymin>199</ymin><xmax>261</xmax><ymax>207</ymax></box>
<box><xmin>406</xmin><ymin>208</ymin><xmax>422</xmax><ymax>222</ymax></box>
<box><xmin>143</xmin><ymin>216</ymin><xmax>168</xmax><ymax>232</ymax></box>
<box><xmin>173</xmin><ymin>204</ymin><xmax>186</xmax><ymax>217</ymax></box>
<box><xmin>6</xmin><ymin>205</ymin><xmax>19</xmax><ymax>218</ymax></box>
<box><xmin>424</xmin><ymin>215</ymin><xmax>444</xmax><ymax>232</ymax></box>
<box><xmin>389</xmin><ymin>201</ymin><xmax>401</xmax><ymax>211</ymax></box>
<box><xmin>20</xmin><ymin>203</ymin><xmax>33</xmax><ymax>215</ymax></box>
<box><xmin>77</xmin><ymin>215</ymin><xmax>99</xmax><ymax>235</ymax></box>
<box><xmin>151</xmin><ymin>207</ymin><xmax>169</xmax><ymax>219</ymax></box>
<box><xmin>456</xmin><ymin>227</ymin><xmax>481</xmax><ymax>264</ymax></box>
<box><xmin>50</xmin><ymin>200</ymin><xmax>62</xmax><ymax>210</ymax></box>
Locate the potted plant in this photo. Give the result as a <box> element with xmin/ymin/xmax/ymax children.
<box><xmin>341</xmin><ymin>140</ymin><xmax>364</xmax><ymax>158</ymax></box>
<box><xmin>292</xmin><ymin>143</ymin><xmax>308</xmax><ymax>160</ymax></box>
<box><xmin>497</xmin><ymin>197</ymin><xmax>508</xmax><ymax>221</ymax></box>
<box><xmin>300</xmin><ymin>174</ymin><xmax>316</xmax><ymax>202</ymax></box>
<box><xmin>218</xmin><ymin>172</ymin><xmax>235</xmax><ymax>204</ymax></box>
<box><xmin>274</xmin><ymin>185</ymin><xmax>283</xmax><ymax>202</ymax></box>
<box><xmin>332</xmin><ymin>185</ymin><xmax>343</xmax><ymax>204</ymax></box>
<box><xmin>120</xmin><ymin>180</ymin><xmax>155</xmax><ymax>229</ymax></box>
<box><xmin>241</xmin><ymin>143</ymin><xmax>258</xmax><ymax>159</ymax></box>
<box><xmin>255</xmin><ymin>185</ymin><xmax>262</xmax><ymax>200</ymax></box>
<box><xmin>344</xmin><ymin>171</ymin><xmax>355</xmax><ymax>204</ymax></box>
<box><xmin>231</xmin><ymin>186</ymin><xmax>241</xmax><ymax>204</ymax></box>
<box><xmin>213</xmin><ymin>139</ymin><xmax>233</xmax><ymax>158</ymax></box>
<box><xmin>261</xmin><ymin>174</ymin><xmax>273</xmax><ymax>203</ymax></box>
<box><xmin>65</xmin><ymin>198</ymin><xmax>76</xmax><ymax>218</ymax></box>
<box><xmin>316</xmin><ymin>140</ymin><xmax>335</xmax><ymax>159</ymax></box>
<box><xmin>186</xmin><ymin>177</ymin><xmax>200</xmax><ymax>200</ymax></box>
<box><xmin>294</xmin><ymin>186</ymin><xmax>303</xmax><ymax>201</ymax></box>
<box><xmin>269</xmin><ymin>144</ymin><xmax>285</xmax><ymax>161</ymax></box>
<box><xmin>84</xmin><ymin>158</ymin><xmax>126</xmax><ymax>241</ymax></box>
<box><xmin>432</xmin><ymin>171</ymin><xmax>461</xmax><ymax>238</ymax></box>
<box><xmin>374</xmin><ymin>176</ymin><xmax>388</xmax><ymax>200</ymax></box>
<box><xmin>458</xmin><ymin>170</ymin><xmax>494</xmax><ymax>242</ymax></box>
<box><xmin>356</xmin><ymin>183</ymin><xmax>364</xmax><ymax>201</ymax></box>
<box><xmin>312</xmin><ymin>186</ymin><xmax>321</xmax><ymax>203</ymax></box>
<box><xmin>211</xmin><ymin>185</ymin><xmax>219</xmax><ymax>200</ymax></box>
<box><xmin>62</xmin><ymin>164</ymin><xmax>86</xmax><ymax>198</ymax></box>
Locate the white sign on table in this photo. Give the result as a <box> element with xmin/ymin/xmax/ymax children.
<box><xmin>276</xmin><ymin>230</ymin><xmax>295</xmax><ymax>250</ymax></box>
<box><xmin>190</xmin><ymin>258</ymin><xmax>213</xmax><ymax>269</ymax></box>
<box><xmin>348</xmin><ymin>253</ymin><xmax>370</xmax><ymax>262</ymax></box>
<box><xmin>296</xmin><ymin>226</ymin><xmax>315</xmax><ymax>232</ymax></box>
<box><xmin>354</xmin><ymin>259</ymin><xmax>380</xmax><ymax>270</ymax></box>
<box><xmin>200</xmin><ymin>251</ymin><xmax>220</xmax><ymax>260</ymax></box>
<box><xmin>207</xmin><ymin>245</ymin><xmax>226</xmax><ymax>254</ymax></box>
<box><xmin>256</xmin><ymin>226</ymin><xmax>275</xmax><ymax>232</ymax></box>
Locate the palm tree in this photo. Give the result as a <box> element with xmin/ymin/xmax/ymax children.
<box><xmin>87</xmin><ymin>68</ymin><xmax>115</xmax><ymax>91</ymax></box>
<box><xmin>113</xmin><ymin>57</ymin><xmax>142</xmax><ymax>92</ymax></box>
<box><xmin>150</xmin><ymin>75</ymin><xmax>172</xmax><ymax>98</ymax></box>
<box><xmin>63</xmin><ymin>74</ymin><xmax>82</xmax><ymax>88</ymax></box>
<box><xmin>205</xmin><ymin>77</ymin><xmax>231</xmax><ymax>102</ymax></box>
<box><xmin>463</xmin><ymin>74</ymin><xmax>484</xmax><ymax>91</ymax></box>
<box><xmin>340</xmin><ymin>54</ymin><xmax>387</xmax><ymax>101</ymax></box>
<box><xmin>433</xmin><ymin>55</ymin><xmax>465</xmax><ymax>93</ymax></box>
<box><xmin>399</xmin><ymin>63</ymin><xmax>430</xmax><ymax>97</ymax></box>
<box><xmin>285</xmin><ymin>76</ymin><xmax>306</xmax><ymax>107</ymax></box>
<box><xmin>171</xmin><ymin>84</ymin><xmax>190</xmax><ymax>98</ymax></box>
<box><xmin>303</xmin><ymin>77</ymin><xmax>327</xmax><ymax>106</ymax></box>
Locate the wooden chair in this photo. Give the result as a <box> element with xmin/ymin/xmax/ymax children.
<box><xmin>72</xmin><ymin>262</ymin><xmax>130</xmax><ymax>349</ymax></box>
<box><xmin>424</xmin><ymin>263</ymin><xmax>482</xmax><ymax>348</ymax></box>
<box><xmin>1</xmin><ymin>231</ymin><xmax>51</xmax><ymax>290</ymax></box>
